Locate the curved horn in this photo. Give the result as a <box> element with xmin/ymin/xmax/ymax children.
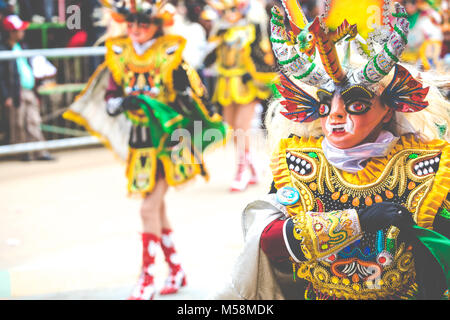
<box><xmin>280</xmin><ymin>0</ymin><xmax>308</xmax><ymax>35</ymax></box>
<box><xmin>270</xmin><ymin>6</ymin><xmax>332</xmax><ymax>88</ymax></box>
<box><xmin>308</xmin><ymin>17</ymin><xmax>346</xmax><ymax>83</ymax></box>
<box><xmin>350</xmin><ymin>2</ymin><xmax>410</xmax><ymax>86</ymax></box>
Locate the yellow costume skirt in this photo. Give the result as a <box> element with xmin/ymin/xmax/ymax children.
<box><xmin>125</xmin><ymin>146</ymin><xmax>205</xmax><ymax>197</ymax></box>
<box><xmin>212</xmin><ymin>75</ymin><xmax>272</xmax><ymax>107</ymax></box>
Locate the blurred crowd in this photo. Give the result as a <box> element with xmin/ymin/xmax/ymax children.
<box><xmin>0</xmin><ymin>1</ymin><xmax>445</xmax><ymax>65</ymax></box>
<box><xmin>0</xmin><ymin>0</ymin><xmax>449</xmax><ymax>161</ymax></box>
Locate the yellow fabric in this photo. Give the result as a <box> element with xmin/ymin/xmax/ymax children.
<box><xmin>126</xmin><ymin>147</ymin><xmax>157</xmax><ymax>193</ymax></box>
<box><xmin>63</xmin><ymin>63</ymin><xmax>128</xmax><ymax>163</ymax></box>
<box><xmin>213</xmin><ymin>76</ymin><xmax>273</xmax><ymax>107</ymax></box>
<box><xmin>104</xmin><ymin>35</ymin><xmax>186</xmax><ymax>104</ymax></box>
<box><xmin>211</xmin><ymin>25</ymin><xmax>277</xmax><ymax>107</ymax></box>
<box><xmin>64</xmin><ymin>35</ymin><xmax>214</xmax><ymax>197</ymax></box>
<box><xmin>271</xmin><ymin>133</ymin><xmax>450</xmax><ymax>299</ymax></box>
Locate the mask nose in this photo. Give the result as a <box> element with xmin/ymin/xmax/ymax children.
<box><xmin>328</xmin><ymin>94</ymin><xmax>346</xmax><ymax>121</ymax></box>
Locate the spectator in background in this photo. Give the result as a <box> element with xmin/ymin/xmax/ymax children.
<box><xmin>0</xmin><ymin>0</ymin><xmax>9</xmax><ymax>33</ymax></box>
<box><xmin>16</xmin><ymin>0</ymin><xmax>32</xmax><ymax>21</ymax></box>
<box><xmin>43</xmin><ymin>0</ymin><xmax>55</xmax><ymax>22</ymax></box>
<box><xmin>168</xmin><ymin>0</ymin><xmax>209</xmax><ymax>70</ymax></box>
<box><xmin>0</xmin><ymin>15</ymin><xmax>54</xmax><ymax>161</ymax></box>
<box><xmin>16</xmin><ymin>0</ymin><xmax>56</xmax><ymax>23</ymax></box>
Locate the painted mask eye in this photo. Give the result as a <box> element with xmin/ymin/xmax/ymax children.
<box><xmin>318</xmin><ymin>104</ymin><xmax>330</xmax><ymax>117</ymax></box>
<box><xmin>346</xmin><ymin>102</ymin><xmax>370</xmax><ymax>115</ymax></box>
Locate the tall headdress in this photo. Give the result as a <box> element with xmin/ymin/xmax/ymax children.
<box><xmin>206</xmin><ymin>0</ymin><xmax>250</xmax><ymax>14</ymax></box>
<box><xmin>270</xmin><ymin>0</ymin><xmax>430</xmax><ymax>123</ymax></box>
<box><xmin>100</xmin><ymin>0</ymin><xmax>173</xmax><ymax>25</ymax></box>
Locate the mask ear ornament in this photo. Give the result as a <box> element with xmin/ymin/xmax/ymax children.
<box><xmin>276</xmin><ymin>73</ymin><xmax>321</xmax><ymax>123</ymax></box>
<box><xmin>381</xmin><ymin>64</ymin><xmax>429</xmax><ymax>113</ymax></box>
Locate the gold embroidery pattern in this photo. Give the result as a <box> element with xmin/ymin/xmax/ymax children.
<box><xmin>284</xmin><ymin>148</ymin><xmax>442</xmax><ymax>222</ymax></box>
<box><xmin>105</xmin><ymin>35</ymin><xmax>186</xmax><ymax>104</ymax></box>
<box><xmin>273</xmin><ymin>136</ymin><xmax>448</xmax><ymax>299</ymax></box>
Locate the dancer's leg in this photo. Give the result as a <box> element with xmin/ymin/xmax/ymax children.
<box><xmin>159</xmin><ymin>201</ymin><xmax>186</xmax><ymax>295</ymax></box>
<box><xmin>129</xmin><ymin>178</ymin><xmax>168</xmax><ymax>300</ymax></box>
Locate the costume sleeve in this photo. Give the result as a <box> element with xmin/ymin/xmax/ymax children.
<box><xmin>281</xmin><ymin>209</ymin><xmax>363</xmax><ymax>263</ymax></box>
<box><xmin>104</xmin><ymin>73</ymin><xmax>123</xmax><ymax>101</ymax></box>
<box><xmin>249</xmin><ymin>24</ymin><xmax>275</xmax><ymax>73</ymax></box>
<box><xmin>203</xmin><ymin>28</ymin><xmax>227</xmax><ymax>68</ymax></box>
<box><xmin>203</xmin><ymin>47</ymin><xmax>217</xmax><ymax>68</ymax></box>
<box><xmin>260</xmin><ymin>218</ymin><xmax>291</xmax><ymax>263</ymax></box>
<box><xmin>104</xmin><ymin>74</ymin><xmax>124</xmax><ymax>116</ymax></box>
<box><xmin>171</xmin><ymin>61</ymin><xmax>218</xmax><ymax>117</ymax></box>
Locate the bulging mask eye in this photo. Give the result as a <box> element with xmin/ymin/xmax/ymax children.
<box><xmin>319</xmin><ymin>103</ymin><xmax>330</xmax><ymax>117</ymax></box>
<box><xmin>346</xmin><ymin>102</ymin><xmax>370</xmax><ymax>115</ymax></box>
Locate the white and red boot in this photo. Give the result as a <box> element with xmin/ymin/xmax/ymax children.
<box><xmin>247</xmin><ymin>152</ymin><xmax>259</xmax><ymax>186</ymax></box>
<box><xmin>230</xmin><ymin>151</ymin><xmax>258</xmax><ymax>192</ymax></box>
<box><xmin>159</xmin><ymin>228</ymin><xmax>187</xmax><ymax>295</ymax></box>
<box><xmin>128</xmin><ymin>233</ymin><xmax>159</xmax><ymax>300</ymax></box>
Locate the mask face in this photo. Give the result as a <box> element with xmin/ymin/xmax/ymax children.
<box><xmin>127</xmin><ymin>21</ymin><xmax>158</xmax><ymax>44</ymax></box>
<box><xmin>319</xmin><ymin>88</ymin><xmax>393</xmax><ymax>149</ymax></box>
<box><xmin>223</xmin><ymin>7</ymin><xmax>242</xmax><ymax>23</ymax></box>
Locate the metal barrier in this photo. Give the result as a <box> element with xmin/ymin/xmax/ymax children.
<box><xmin>0</xmin><ymin>46</ymin><xmax>106</xmax><ymax>157</ymax></box>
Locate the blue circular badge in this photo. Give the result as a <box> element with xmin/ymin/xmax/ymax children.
<box><xmin>276</xmin><ymin>186</ymin><xmax>300</xmax><ymax>206</ymax></box>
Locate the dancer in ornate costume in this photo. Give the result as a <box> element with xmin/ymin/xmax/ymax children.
<box><xmin>64</xmin><ymin>0</ymin><xmax>227</xmax><ymax>300</ymax></box>
<box><xmin>204</xmin><ymin>0</ymin><xmax>278</xmax><ymax>192</ymax></box>
<box><xmin>214</xmin><ymin>0</ymin><xmax>450</xmax><ymax>300</ymax></box>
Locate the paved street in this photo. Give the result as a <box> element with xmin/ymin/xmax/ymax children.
<box><xmin>0</xmin><ymin>142</ymin><xmax>272</xmax><ymax>300</ymax></box>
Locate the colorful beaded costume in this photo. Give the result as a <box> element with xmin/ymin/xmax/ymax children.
<box><xmin>274</xmin><ymin>135</ymin><xmax>449</xmax><ymax>299</ymax></box>
<box><xmin>64</xmin><ymin>0</ymin><xmax>227</xmax><ymax>196</ymax></box>
<box><xmin>265</xmin><ymin>0</ymin><xmax>450</xmax><ymax>300</ymax></box>
<box><xmin>204</xmin><ymin>0</ymin><xmax>278</xmax><ymax>107</ymax></box>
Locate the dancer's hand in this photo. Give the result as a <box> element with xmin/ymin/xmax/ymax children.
<box><xmin>106</xmin><ymin>97</ymin><xmax>124</xmax><ymax>116</ymax></box>
<box><xmin>121</xmin><ymin>95</ymin><xmax>144</xmax><ymax>111</ymax></box>
<box><xmin>173</xmin><ymin>67</ymin><xmax>190</xmax><ymax>93</ymax></box>
<box><xmin>358</xmin><ymin>202</ymin><xmax>415</xmax><ymax>233</ymax></box>
<box><xmin>242</xmin><ymin>73</ymin><xmax>252</xmax><ymax>84</ymax></box>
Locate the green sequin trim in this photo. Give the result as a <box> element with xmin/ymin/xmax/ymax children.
<box><xmin>436</xmin><ymin>123</ymin><xmax>447</xmax><ymax>139</ymax></box>
<box><xmin>279</xmin><ymin>54</ymin><xmax>300</xmax><ymax>65</ymax></box>
<box><xmin>386</xmin><ymin>238</ymin><xmax>395</xmax><ymax>254</ymax></box>
<box><xmin>271</xmin><ymin>18</ymin><xmax>284</xmax><ymax>27</ymax></box>
<box><xmin>363</xmin><ymin>63</ymin><xmax>377</xmax><ymax>84</ymax></box>
<box><xmin>440</xmin><ymin>208</ymin><xmax>450</xmax><ymax>220</ymax></box>
<box><xmin>293</xmin><ymin>63</ymin><xmax>316</xmax><ymax>80</ymax></box>
<box><xmin>394</xmin><ymin>25</ymin><xmax>408</xmax><ymax>44</ymax></box>
<box><xmin>271</xmin><ymin>11</ymin><xmax>284</xmax><ymax>21</ymax></box>
<box><xmin>392</xmin><ymin>12</ymin><xmax>409</xmax><ymax>18</ymax></box>
<box><xmin>270</xmin><ymin>37</ymin><xmax>287</xmax><ymax>44</ymax></box>
<box><xmin>372</xmin><ymin>54</ymin><xmax>388</xmax><ymax>76</ymax></box>
<box><xmin>384</xmin><ymin>43</ymin><xmax>399</xmax><ymax>62</ymax></box>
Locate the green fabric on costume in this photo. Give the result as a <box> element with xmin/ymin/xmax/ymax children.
<box><xmin>407</xmin><ymin>11</ymin><xmax>420</xmax><ymax>29</ymax></box>
<box><xmin>136</xmin><ymin>94</ymin><xmax>227</xmax><ymax>156</ymax></box>
<box><xmin>412</xmin><ymin>225</ymin><xmax>450</xmax><ymax>289</ymax></box>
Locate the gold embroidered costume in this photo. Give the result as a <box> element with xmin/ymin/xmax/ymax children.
<box><xmin>64</xmin><ymin>34</ymin><xmax>227</xmax><ymax>196</ymax></box>
<box><xmin>207</xmin><ymin>24</ymin><xmax>278</xmax><ymax>107</ymax></box>
<box><xmin>273</xmin><ymin>134</ymin><xmax>449</xmax><ymax>299</ymax></box>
